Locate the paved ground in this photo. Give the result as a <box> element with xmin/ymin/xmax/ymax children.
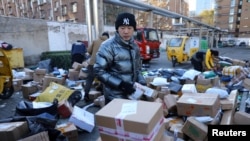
<box><xmin>0</xmin><ymin>46</ymin><xmax>250</xmax><ymax>141</ymax></box>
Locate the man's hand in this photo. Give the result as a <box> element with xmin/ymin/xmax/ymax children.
<box><xmin>119</xmin><ymin>81</ymin><xmax>136</xmax><ymax>94</ymax></box>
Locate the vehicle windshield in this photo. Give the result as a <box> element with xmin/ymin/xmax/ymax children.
<box><xmin>144</xmin><ymin>29</ymin><xmax>159</xmax><ymax>41</ymax></box>
<box><xmin>169</xmin><ymin>38</ymin><xmax>183</xmax><ymax>47</ymax></box>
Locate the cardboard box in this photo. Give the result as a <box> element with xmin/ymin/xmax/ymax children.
<box><xmin>0</xmin><ymin>121</ymin><xmax>29</xmax><ymax>141</ymax></box>
<box><xmin>72</xmin><ymin>62</ymin><xmax>84</xmax><ymax>71</ymax></box>
<box><xmin>154</xmin><ymin>98</ymin><xmax>168</xmax><ymax>117</ymax></box>
<box><xmin>68</xmin><ymin>69</ymin><xmax>80</xmax><ymax>81</ymax></box>
<box><xmin>17</xmin><ymin>131</ymin><xmax>49</xmax><ymax>141</ymax></box>
<box><xmin>13</xmin><ymin>79</ymin><xmax>23</xmax><ymax>92</ymax></box>
<box><xmin>182</xmin><ymin>117</ymin><xmax>208</xmax><ymax>141</ymax></box>
<box><xmin>163</xmin><ymin>94</ymin><xmax>177</xmax><ymax>112</ymax></box>
<box><xmin>220</xmin><ymin>110</ymin><xmax>234</xmax><ymax>125</ymax></box>
<box><xmin>181</xmin><ymin>84</ymin><xmax>197</xmax><ymax>94</ymax></box>
<box><xmin>95</xmin><ymin>99</ymin><xmax>164</xmax><ymax>141</ymax></box>
<box><xmin>157</xmin><ymin>86</ymin><xmax>170</xmax><ymax>100</ymax></box>
<box><xmin>69</xmin><ymin>106</ymin><xmax>95</xmax><ymax>133</ymax></box>
<box><xmin>33</xmin><ymin>69</ymin><xmax>47</xmax><ymax>82</ymax></box>
<box><xmin>220</xmin><ymin>90</ymin><xmax>238</xmax><ymax>110</ymax></box>
<box><xmin>233</xmin><ymin>111</ymin><xmax>250</xmax><ymax>125</ymax></box>
<box><xmin>21</xmin><ymin>83</ymin><xmax>39</xmax><ymax>99</ymax></box>
<box><xmin>56</xmin><ymin>123</ymin><xmax>78</xmax><ymax>141</ymax></box>
<box><xmin>177</xmin><ymin>93</ymin><xmax>220</xmax><ymax>117</ymax></box>
<box><xmin>42</xmin><ymin>75</ymin><xmax>65</xmax><ymax>90</ymax></box>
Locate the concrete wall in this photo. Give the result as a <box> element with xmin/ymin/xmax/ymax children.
<box><xmin>0</xmin><ymin>16</ymin><xmax>115</xmax><ymax>67</ymax></box>
<box><xmin>0</xmin><ymin>16</ymin><xmax>49</xmax><ymax>66</ymax></box>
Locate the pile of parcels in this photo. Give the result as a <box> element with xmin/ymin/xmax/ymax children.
<box><xmin>1</xmin><ymin>61</ymin><xmax>103</xmax><ymax>141</ymax></box>
<box><xmin>1</xmin><ymin>56</ymin><xmax>250</xmax><ymax>141</ymax></box>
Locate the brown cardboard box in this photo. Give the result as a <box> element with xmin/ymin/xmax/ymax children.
<box><xmin>220</xmin><ymin>89</ymin><xmax>238</xmax><ymax>110</ymax></box>
<box><xmin>177</xmin><ymin>93</ymin><xmax>220</xmax><ymax>117</ymax></box>
<box><xmin>18</xmin><ymin>131</ymin><xmax>49</xmax><ymax>141</ymax></box>
<box><xmin>33</xmin><ymin>69</ymin><xmax>47</xmax><ymax>82</ymax></box>
<box><xmin>181</xmin><ymin>84</ymin><xmax>197</xmax><ymax>94</ymax></box>
<box><xmin>233</xmin><ymin>111</ymin><xmax>250</xmax><ymax>125</ymax></box>
<box><xmin>42</xmin><ymin>75</ymin><xmax>65</xmax><ymax>90</ymax></box>
<box><xmin>154</xmin><ymin>98</ymin><xmax>168</xmax><ymax>117</ymax></box>
<box><xmin>163</xmin><ymin>94</ymin><xmax>177</xmax><ymax>112</ymax></box>
<box><xmin>95</xmin><ymin>99</ymin><xmax>164</xmax><ymax>141</ymax></box>
<box><xmin>72</xmin><ymin>62</ymin><xmax>84</xmax><ymax>71</ymax></box>
<box><xmin>13</xmin><ymin>79</ymin><xmax>23</xmax><ymax>92</ymax></box>
<box><xmin>56</xmin><ymin>123</ymin><xmax>78</xmax><ymax>141</ymax></box>
<box><xmin>21</xmin><ymin>83</ymin><xmax>39</xmax><ymax>99</ymax></box>
<box><xmin>220</xmin><ymin>109</ymin><xmax>234</xmax><ymax>125</ymax></box>
<box><xmin>182</xmin><ymin>117</ymin><xmax>208</xmax><ymax>141</ymax></box>
<box><xmin>0</xmin><ymin>121</ymin><xmax>29</xmax><ymax>141</ymax></box>
<box><xmin>157</xmin><ymin>86</ymin><xmax>170</xmax><ymax>100</ymax></box>
<box><xmin>68</xmin><ymin>69</ymin><xmax>80</xmax><ymax>81</ymax></box>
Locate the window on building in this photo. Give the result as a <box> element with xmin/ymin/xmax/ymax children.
<box><xmin>229</xmin><ymin>16</ymin><xmax>234</xmax><ymax>23</ymax></box>
<box><xmin>62</xmin><ymin>5</ymin><xmax>67</xmax><ymax>15</ymax></box>
<box><xmin>229</xmin><ymin>24</ymin><xmax>233</xmax><ymax>30</ymax></box>
<box><xmin>55</xmin><ymin>1</ymin><xmax>59</xmax><ymax>8</ymax></box>
<box><xmin>247</xmin><ymin>0</ymin><xmax>250</xmax><ymax>3</ymax></box>
<box><xmin>230</xmin><ymin>0</ymin><xmax>235</xmax><ymax>7</ymax></box>
<box><xmin>72</xmin><ymin>2</ymin><xmax>77</xmax><ymax>13</ymax></box>
<box><xmin>230</xmin><ymin>9</ymin><xmax>234</xmax><ymax>15</ymax></box>
<box><xmin>238</xmin><ymin>9</ymin><xmax>241</xmax><ymax>14</ymax></box>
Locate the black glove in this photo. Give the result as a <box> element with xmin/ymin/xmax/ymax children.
<box><xmin>119</xmin><ymin>81</ymin><xmax>136</xmax><ymax>94</ymax></box>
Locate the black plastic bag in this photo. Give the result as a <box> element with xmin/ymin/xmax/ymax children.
<box><xmin>67</xmin><ymin>90</ymin><xmax>82</xmax><ymax>106</ymax></box>
<box><xmin>15</xmin><ymin>99</ymin><xmax>58</xmax><ymax>116</ymax></box>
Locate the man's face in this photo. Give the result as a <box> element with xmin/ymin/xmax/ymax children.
<box><xmin>117</xmin><ymin>26</ymin><xmax>134</xmax><ymax>41</ymax></box>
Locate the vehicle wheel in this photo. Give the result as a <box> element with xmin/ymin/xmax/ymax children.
<box><xmin>172</xmin><ymin>58</ymin><xmax>177</xmax><ymax>67</ymax></box>
<box><xmin>0</xmin><ymin>85</ymin><xmax>14</xmax><ymax>99</ymax></box>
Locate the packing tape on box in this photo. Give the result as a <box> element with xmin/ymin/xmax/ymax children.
<box><xmin>115</xmin><ymin>101</ymin><xmax>138</xmax><ymax>133</ymax></box>
<box><xmin>98</xmin><ymin>116</ymin><xmax>164</xmax><ymax>140</ymax></box>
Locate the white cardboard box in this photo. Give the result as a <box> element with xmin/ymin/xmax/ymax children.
<box><xmin>69</xmin><ymin>106</ymin><xmax>95</xmax><ymax>133</ymax></box>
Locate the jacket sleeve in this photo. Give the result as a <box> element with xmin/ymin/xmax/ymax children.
<box><xmin>94</xmin><ymin>43</ymin><xmax>122</xmax><ymax>88</ymax></box>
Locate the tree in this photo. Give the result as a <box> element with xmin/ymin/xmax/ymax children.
<box><xmin>198</xmin><ymin>10</ymin><xmax>214</xmax><ymax>26</ymax></box>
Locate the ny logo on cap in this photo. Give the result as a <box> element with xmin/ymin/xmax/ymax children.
<box><xmin>123</xmin><ymin>18</ymin><xmax>130</xmax><ymax>25</ymax></box>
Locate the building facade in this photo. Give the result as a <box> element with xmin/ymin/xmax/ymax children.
<box><xmin>0</xmin><ymin>0</ymin><xmax>189</xmax><ymax>31</ymax></box>
<box><xmin>214</xmin><ymin>0</ymin><xmax>250</xmax><ymax>38</ymax></box>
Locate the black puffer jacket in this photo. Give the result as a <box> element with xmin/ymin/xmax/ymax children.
<box><xmin>94</xmin><ymin>32</ymin><xmax>146</xmax><ymax>102</ymax></box>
